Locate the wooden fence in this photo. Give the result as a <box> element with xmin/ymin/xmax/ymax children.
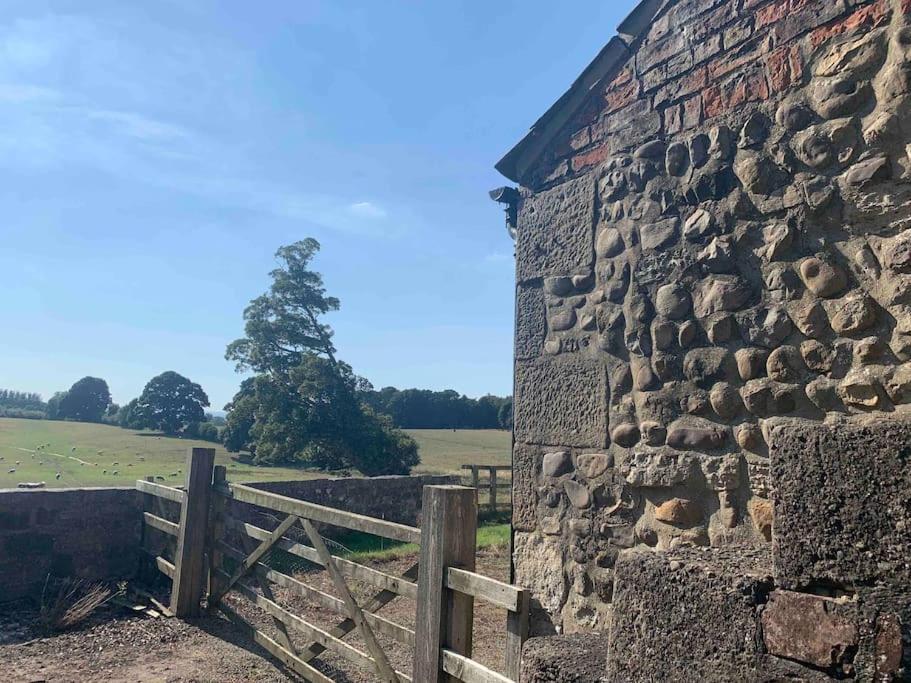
<box><xmin>137</xmin><ymin>447</ymin><xmax>529</xmax><ymax>682</ymax></box>
<box><xmin>461</xmin><ymin>464</ymin><xmax>512</xmax><ymax>512</ymax></box>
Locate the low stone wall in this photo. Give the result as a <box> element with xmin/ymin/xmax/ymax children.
<box><xmin>245</xmin><ymin>474</ymin><xmax>459</xmax><ymax>528</ymax></box>
<box><xmin>0</xmin><ymin>474</ymin><xmax>458</xmax><ymax>604</ymax></box>
<box><xmin>0</xmin><ymin>487</ymin><xmax>143</xmax><ymax>603</ymax></box>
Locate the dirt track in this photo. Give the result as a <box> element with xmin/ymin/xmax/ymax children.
<box><xmin>1</xmin><ymin>548</ymin><xmax>512</xmax><ymax>682</ymax></box>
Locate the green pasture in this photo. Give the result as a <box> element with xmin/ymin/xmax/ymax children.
<box><xmin>0</xmin><ymin>418</ymin><xmax>512</xmax><ymax>489</ymax></box>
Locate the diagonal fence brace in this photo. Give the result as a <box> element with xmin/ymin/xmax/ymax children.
<box><xmin>300</xmin><ymin>518</ymin><xmax>400</xmax><ymax>683</ymax></box>
<box><xmin>208</xmin><ymin>513</ymin><xmax>300</xmax><ymax>608</ymax></box>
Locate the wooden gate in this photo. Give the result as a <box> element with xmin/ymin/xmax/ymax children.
<box><xmin>137</xmin><ymin>447</ymin><xmax>530</xmax><ymax>683</ymax></box>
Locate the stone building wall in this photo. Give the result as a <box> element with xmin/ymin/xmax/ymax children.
<box><xmin>507</xmin><ymin>0</ymin><xmax>911</xmax><ymax>638</ymax></box>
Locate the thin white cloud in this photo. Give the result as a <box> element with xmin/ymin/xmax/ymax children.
<box><xmin>0</xmin><ymin>83</ymin><xmax>60</xmax><ymax>102</ymax></box>
<box><xmin>0</xmin><ymin>11</ymin><xmax>403</xmax><ymax>239</ymax></box>
<box><xmin>348</xmin><ymin>201</ymin><xmax>387</xmax><ymax>219</ymax></box>
<box><xmin>83</xmin><ymin>109</ymin><xmax>192</xmax><ymax>142</ymax></box>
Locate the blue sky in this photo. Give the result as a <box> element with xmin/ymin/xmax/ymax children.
<box><xmin>0</xmin><ymin>0</ymin><xmax>636</xmax><ymax>409</ymax></box>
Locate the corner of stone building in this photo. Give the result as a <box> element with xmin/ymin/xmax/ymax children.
<box><xmin>505</xmin><ymin>0</ymin><xmax>911</xmax><ymax>679</ymax></box>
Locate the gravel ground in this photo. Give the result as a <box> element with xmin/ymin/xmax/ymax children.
<box><xmin>0</xmin><ymin>547</ymin><xmax>512</xmax><ymax>682</ymax></box>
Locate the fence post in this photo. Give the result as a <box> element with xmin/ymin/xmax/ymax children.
<box><xmin>208</xmin><ymin>464</ymin><xmax>227</xmax><ymax>599</ymax></box>
<box><xmin>489</xmin><ymin>467</ymin><xmax>498</xmax><ymax>513</ymax></box>
<box><xmin>413</xmin><ymin>485</ymin><xmax>477</xmax><ymax>682</ymax></box>
<box><xmin>170</xmin><ymin>447</ymin><xmax>215</xmax><ymax>617</ymax></box>
<box><xmin>505</xmin><ymin>588</ymin><xmax>530</xmax><ymax>680</ymax></box>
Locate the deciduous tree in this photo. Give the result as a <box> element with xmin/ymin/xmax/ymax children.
<box><xmin>135</xmin><ymin>371</ymin><xmax>209</xmax><ymax>436</ymax></box>
<box><xmin>58</xmin><ymin>377</ymin><xmax>111</xmax><ymax>422</ymax></box>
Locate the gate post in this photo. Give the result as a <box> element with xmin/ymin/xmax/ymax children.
<box><xmin>413</xmin><ymin>485</ymin><xmax>477</xmax><ymax>682</ymax></box>
<box><xmin>171</xmin><ymin>447</ymin><xmax>215</xmax><ymax>617</ymax></box>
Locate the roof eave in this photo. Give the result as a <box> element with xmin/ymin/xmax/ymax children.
<box><xmin>495</xmin><ymin>0</ymin><xmax>667</xmax><ymax>185</ymax></box>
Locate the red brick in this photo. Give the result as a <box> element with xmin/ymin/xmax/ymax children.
<box><xmin>703</xmin><ymin>84</ymin><xmax>724</xmax><ymax>119</ymax></box>
<box><xmin>571</xmin><ymin>145</ymin><xmax>610</xmax><ymax>173</ymax></box>
<box><xmin>703</xmin><ymin>69</ymin><xmax>769</xmax><ymax>119</ymax></box>
<box><xmin>809</xmin><ymin>0</ymin><xmax>890</xmax><ymax>47</ymax></box>
<box><xmin>655</xmin><ymin>66</ymin><xmax>707</xmax><ymax>107</ymax></box>
<box><xmin>682</xmin><ymin>95</ymin><xmax>702</xmax><ymax>129</ymax></box>
<box><xmin>766</xmin><ymin>44</ymin><xmax>803</xmax><ymax>93</ymax></box>
<box><xmin>730</xmin><ymin>71</ymin><xmax>769</xmax><ymax>108</ymax></box>
<box><xmin>569</xmin><ymin>127</ymin><xmax>591</xmax><ymax>152</ymax></box>
<box><xmin>607</xmin><ymin>66</ymin><xmax>634</xmax><ymax>89</ymax></box>
<box><xmin>662</xmin><ymin>104</ymin><xmax>683</xmax><ymax>135</ymax></box>
<box><xmin>605</xmin><ymin>77</ymin><xmax>641</xmax><ymax>113</ymax></box>
<box><xmin>755</xmin><ymin>0</ymin><xmax>789</xmax><ymax>29</ymax></box>
<box><xmin>707</xmin><ymin>37</ymin><xmax>772</xmax><ymax>82</ymax></box>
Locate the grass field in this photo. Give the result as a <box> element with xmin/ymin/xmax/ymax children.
<box><xmin>0</xmin><ymin>418</ymin><xmax>511</xmax><ymax>489</ymax></box>
<box><xmin>408</xmin><ymin>428</ymin><xmax>511</xmax><ymax>474</ymax></box>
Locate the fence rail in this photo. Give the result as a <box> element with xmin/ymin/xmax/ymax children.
<box><xmin>461</xmin><ymin>464</ymin><xmax>512</xmax><ymax>512</ymax></box>
<box><xmin>136</xmin><ymin>448</ymin><xmax>529</xmax><ymax>682</ymax></box>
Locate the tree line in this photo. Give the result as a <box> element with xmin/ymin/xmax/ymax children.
<box><xmin>359</xmin><ymin>388</ymin><xmax>512</xmax><ymax>430</ymax></box>
<box><xmin>0</xmin><ymin>389</ymin><xmax>47</xmax><ymax>419</ymax></box>
<box><xmin>5</xmin><ymin>238</ymin><xmax>510</xmax><ymax>475</ymax></box>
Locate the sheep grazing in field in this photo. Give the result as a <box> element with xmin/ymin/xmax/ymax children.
<box><xmin>112</xmin><ymin>462</ymin><xmax>119</xmax><ymax>466</ymax></box>
<box><xmin>111</xmin><ymin>470</ymin><xmax>118</xmax><ymax>475</ymax></box>
<box><xmin>15</xmin><ymin>460</ymin><xmax>20</xmax><ymax>465</ymax></box>
<box><xmin>102</xmin><ymin>470</ymin><xmax>107</xmax><ymax>474</ymax></box>
<box><xmin>8</xmin><ymin>468</ymin><xmax>15</xmax><ymax>473</ymax></box>
<box><xmin>55</xmin><ymin>473</ymin><xmax>61</xmax><ymax>480</ymax></box>
<box><xmin>38</xmin><ymin>461</ymin><xmax>43</xmax><ymax>466</ymax></box>
<box><xmin>71</xmin><ymin>447</ymin><xmax>76</xmax><ymax>451</ymax></box>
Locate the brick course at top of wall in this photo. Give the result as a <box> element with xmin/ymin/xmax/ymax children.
<box><xmin>530</xmin><ymin>0</ymin><xmax>905</xmax><ymax>190</ymax></box>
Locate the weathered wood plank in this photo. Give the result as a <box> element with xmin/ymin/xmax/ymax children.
<box><xmin>137</xmin><ymin>478</ymin><xmax>186</xmax><ymax>504</ymax></box>
<box><xmin>299</xmin><ymin>561</ymin><xmax>419</xmax><ymax>663</ymax></box>
<box><xmin>237</xmin><ymin>527</ymin><xmax>300</xmax><ymax>656</ymax></box>
<box><xmin>445</xmin><ymin>568</ymin><xmax>524</xmax><ymax>612</ymax></box>
<box><xmin>239</xmin><ymin>520</ymin><xmax>418</xmax><ymax>599</ymax></box>
<box><xmin>300</xmin><ymin>518</ymin><xmax>399</xmax><ymax>682</ymax></box>
<box><xmin>217</xmin><ymin>483</ymin><xmax>421</xmax><ymax>544</ymax></box>
<box><xmin>442</xmin><ymin>649</ymin><xmax>513</xmax><ymax>683</ymax></box>
<box><xmin>217</xmin><ymin>541</ymin><xmax>414</xmax><ymax>647</ymax></box>
<box><xmin>143</xmin><ymin>511</ymin><xmax>179</xmax><ymax>537</ymax></box>
<box><xmin>209</xmin><ymin>513</ymin><xmax>299</xmax><ymax>607</ymax></box>
<box><xmin>504</xmin><ymin>589</ymin><xmax>529</xmax><ymax>682</ymax></box>
<box><xmin>208</xmin><ymin>466</ymin><xmax>228</xmax><ymax>601</ymax></box>
<box><xmin>170</xmin><ymin>448</ymin><xmax>215</xmax><ymax>618</ymax></box>
<box><xmin>413</xmin><ymin>485</ymin><xmax>478</xmax><ymax>683</ymax></box>
<box><xmin>156</xmin><ymin>555</ymin><xmax>175</xmax><ymax>579</ymax></box>
<box><xmin>223</xmin><ymin>571</ymin><xmax>411</xmax><ymax>681</ymax></box>
<box><xmin>459</xmin><ymin>465</ymin><xmax>513</xmax><ymax>471</ymax></box>
<box><xmin>217</xmin><ymin>602</ymin><xmax>334</xmax><ymax>683</ymax></box>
